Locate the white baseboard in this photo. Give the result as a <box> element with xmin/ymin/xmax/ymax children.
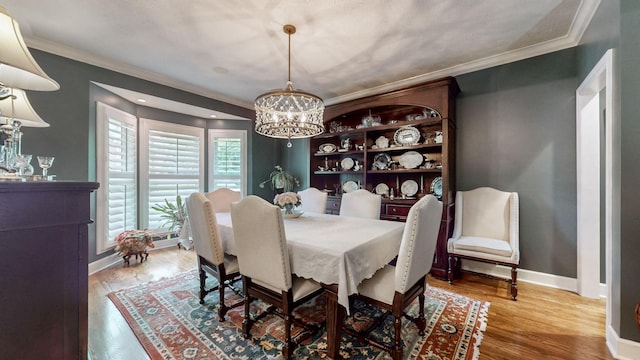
<box><xmin>607</xmin><ymin>325</ymin><xmax>640</xmax><ymax>360</ymax></box>
<box><xmin>88</xmin><ymin>238</ymin><xmax>181</xmax><ymax>275</ymax></box>
<box><xmin>460</xmin><ymin>260</ymin><xmax>577</xmax><ymax>292</ymax></box>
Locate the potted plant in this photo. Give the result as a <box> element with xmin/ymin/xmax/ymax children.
<box><xmin>151</xmin><ymin>195</ymin><xmax>187</xmax><ymax>232</ymax></box>
<box><xmin>259</xmin><ymin>165</ymin><xmax>300</xmax><ymax>193</ymax></box>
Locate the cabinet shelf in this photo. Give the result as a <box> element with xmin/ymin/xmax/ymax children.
<box><xmin>308</xmin><ymin>77</ymin><xmax>459</xmax><ymax>280</ymax></box>
<box><xmin>368</xmin><ymin>169</ymin><xmax>441</xmax><ymax>174</ymax></box>
<box><xmin>314</xmin><ymin>150</ymin><xmax>363</xmax><ymax>156</ymax></box>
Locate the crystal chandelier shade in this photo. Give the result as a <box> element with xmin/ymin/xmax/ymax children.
<box><xmin>254</xmin><ymin>25</ymin><xmax>324</xmax><ymax>143</ymax></box>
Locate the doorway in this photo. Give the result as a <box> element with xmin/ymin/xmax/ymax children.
<box><xmin>575</xmin><ymin>49</ymin><xmax>615</xmax><ymax>332</ymax></box>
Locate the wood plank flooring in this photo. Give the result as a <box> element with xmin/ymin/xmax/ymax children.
<box><xmin>88</xmin><ymin>247</ymin><xmax>613</xmax><ymax>360</ymax></box>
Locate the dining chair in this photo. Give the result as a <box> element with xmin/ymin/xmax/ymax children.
<box><xmin>186</xmin><ymin>192</ymin><xmax>242</xmax><ymax>321</ymax></box>
<box><xmin>230</xmin><ymin>195</ymin><xmax>324</xmax><ymax>359</ymax></box>
<box><xmin>447</xmin><ymin>187</ymin><xmax>520</xmax><ymax>300</ymax></box>
<box><xmin>204</xmin><ymin>188</ymin><xmax>241</xmax><ymax>213</ymax></box>
<box><xmin>344</xmin><ymin>195</ymin><xmax>443</xmax><ymax>360</ymax></box>
<box><xmin>297</xmin><ymin>187</ymin><xmax>328</xmax><ymax>213</ymax></box>
<box><xmin>339</xmin><ymin>188</ymin><xmax>382</xmax><ymax>219</ymax></box>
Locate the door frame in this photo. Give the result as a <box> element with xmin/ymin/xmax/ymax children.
<box><xmin>575</xmin><ymin>48</ymin><xmax>615</xmax><ymax>321</ymax></box>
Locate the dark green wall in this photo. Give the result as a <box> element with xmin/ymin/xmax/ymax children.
<box><xmin>23</xmin><ymin>50</ymin><xmax>280</xmax><ymax>263</ymax></box>
<box><xmin>619</xmin><ymin>0</ymin><xmax>640</xmax><ymax>343</ymax></box>
<box><xmin>456</xmin><ymin>48</ymin><xmax>578</xmax><ymax>276</ymax></box>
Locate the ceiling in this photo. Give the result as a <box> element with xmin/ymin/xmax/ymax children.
<box><xmin>3</xmin><ymin>0</ymin><xmax>599</xmax><ymax>118</ymax></box>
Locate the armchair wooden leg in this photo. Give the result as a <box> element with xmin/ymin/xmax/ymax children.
<box><xmin>242</xmin><ymin>278</ymin><xmax>252</xmax><ymax>338</ymax></box>
<box><xmin>283</xmin><ymin>313</ymin><xmax>292</xmax><ymax>360</ymax></box>
<box><xmin>511</xmin><ymin>266</ymin><xmax>518</xmax><ymax>301</ymax></box>
<box><xmin>447</xmin><ymin>256</ymin><xmax>455</xmax><ymax>284</ymax></box>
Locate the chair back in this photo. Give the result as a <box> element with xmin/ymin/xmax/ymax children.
<box><xmin>453</xmin><ymin>187</ymin><xmax>518</xmax><ymax>243</ymax></box>
<box><xmin>394</xmin><ymin>195</ymin><xmax>443</xmax><ymax>293</ymax></box>
<box><xmin>186</xmin><ymin>192</ymin><xmax>225</xmax><ymax>265</ymax></box>
<box><xmin>230</xmin><ymin>195</ymin><xmax>292</xmax><ymax>292</ymax></box>
<box><xmin>339</xmin><ymin>189</ymin><xmax>381</xmax><ymax>219</ymax></box>
<box><xmin>298</xmin><ymin>187</ymin><xmax>328</xmax><ymax>213</ymax></box>
<box><xmin>205</xmin><ymin>188</ymin><xmax>241</xmax><ymax>213</ymax></box>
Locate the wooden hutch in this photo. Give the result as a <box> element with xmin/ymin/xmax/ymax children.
<box><xmin>308</xmin><ymin>77</ymin><xmax>459</xmax><ymax>279</ymax></box>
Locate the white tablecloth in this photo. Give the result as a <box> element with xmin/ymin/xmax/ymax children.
<box><xmin>215</xmin><ymin>212</ymin><xmax>404</xmax><ymax>311</ymax></box>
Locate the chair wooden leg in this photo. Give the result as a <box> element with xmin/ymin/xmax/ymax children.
<box><xmin>283</xmin><ymin>313</ymin><xmax>292</xmax><ymax>360</ymax></box>
<box><xmin>447</xmin><ymin>256</ymin><xmax>455</xmax><ymax>284</ymax></box>
<box><xmin>511</xmin><ymin>266</ymin><xmax>518</xmax><ymax>301</ymax></box>
<box><xmin>392</xmin><ymin>315</ymin><xmax>402</xmax><ymax>360</ymax></box>
<box><xmin>198</xmin><ymin>268</ymin><xmax>206</xmax><ymax>304</ymax></box>
<box><xmin>217</xmin><ymin>277</ymin><xmax>227</xmax><ymax>322</ymax></box>
<box><xmin>242</xmin><ymin>278</ymin><xmax>252</xmax><ymax>338</ymax></box>
<box><xmin>417</xmin><ymin>293</ymin><xmax>426</xmax><ymax>335</ymax></box>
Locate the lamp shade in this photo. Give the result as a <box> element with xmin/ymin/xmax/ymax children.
<box><xmin>0</xmin><ymin>88</ymin><xmax>49</xmax><ymax>127</ymax></box>
<box><xmin>0</xmin><ymin>6</ymin><xmax>59</xmax><ymax>91</ymax></box>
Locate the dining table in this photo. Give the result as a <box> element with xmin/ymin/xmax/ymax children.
<box><xmin>215</xmin><ymin>211</ymin><xmax>405</xmax><ymax>359</ymax></box>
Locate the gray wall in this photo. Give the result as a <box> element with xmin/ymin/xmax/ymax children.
<box><xmin>618</xmin><ymin>0</ymin><xmax>640</xmax><ymax>343</ymax></box>
<box><xmin>23</xmin><ymin>50</ymin><xmax>279</xmax><ymax>263</ymax></box>
<box><xmin>455</xmin><ymin>48</ymin><xmax>578</xmax><ymax>276</ymax></box>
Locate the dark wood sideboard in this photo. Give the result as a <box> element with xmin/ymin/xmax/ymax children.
<box><xmin>0</xmin><ymin>181</ymin><xmax>99</xmax><ymax>360</ymax></box>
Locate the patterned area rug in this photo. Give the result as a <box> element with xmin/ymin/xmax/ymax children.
<box><xmin>107</xmin><ymin>270</ymin><xmax>489</xmax><ymax>359</ymax></box>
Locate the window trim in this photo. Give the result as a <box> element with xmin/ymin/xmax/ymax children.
<box><xmin>208</xmin><ymin>129</ymin><xmax>247</xmax><ymax>196</ymax></box>
<box><xmin>95</xmin><ymin>102</ymin><xmax>138</xmax><ymax>254</ymax></box>
<box><xmin>139</xmin><ymin>118</ymin><xmax>205</xmax><ymax>230</ymax></box>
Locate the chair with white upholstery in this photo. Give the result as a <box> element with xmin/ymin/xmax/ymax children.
<box><xmin>447</xmin><ymin>187</ymin><xmax>520</xmax><ymax>300</ymax></box>
<box><xmin>204</xmin><ymin>188</ymin><xmax>241</xmax><ymax>213</ymax></box>
<box><xmin>339</xmin><ymin>189</ymin><xmax>382</xmax><ymax>219</ymax></box>
<box><xmin>186</xmin><ymin>192</ymin><xmax>241</xmax><ymax>321</ymax></box>
<box><xmin>230</xmin><ymin>195</ymin><xmax>324</xmax><ymax>359</ymax></box>
<box><xmin>345</xmin><ymin>195</ymin><xmax>443</xmax><ymax>360</ymax></box>
<box><xmin>297</xmin><ymin>187</ymin><xmax>328</xmax><ymax>213</ymax></box>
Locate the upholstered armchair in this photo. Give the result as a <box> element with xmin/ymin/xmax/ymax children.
<box><xmin>186</xmin><ymin>192</ymin><xmax>241</xmax><ymax>321</ymax></box>
<box><xmin>297</xmin><ymin>187</ymin><xmax>328</xmax><ymax>213</ymax></box>
<box><xmin>345</xmin><ymin>195</ymin><xmax>443</xmax><ymax>360</ymax></box>
<box><xmin>204</xmin><ymin>188</ymin><xmax>241</xmax><ymax>213</ymax></box>
<box><xmin>230</xmin><ymin>195</ymin><xmax>324</xmax><ymax>359</ymax></box>
<box><xmin>339</xmin><ymin>189</ymin><xmax>382</xmax><ymax>219</ymax></box>
<box><xmin>447</xmin><ymin>187</ymin><xmax>520</xmax><ymax>300</ymax></box>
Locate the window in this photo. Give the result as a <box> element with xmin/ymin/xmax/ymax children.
<box><xmin>140</xmin><ymin>119</ymin><xmax>204</xmax><ymax>231</ymax></box>
<box><xmin>208</xmin><ymin>129</ymin><xmax>247</xmax><ymax>196</ymax></box>
<box><xmin>96</xmin><ymin>102</ymin><xmax>137</xmax><ymax>253</ymax></box>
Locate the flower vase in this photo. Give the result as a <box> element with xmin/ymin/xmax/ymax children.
<box><xmin>284</xmin><ymin>204</ymin><xmax>295</xmax><ymax>215</ymax></box>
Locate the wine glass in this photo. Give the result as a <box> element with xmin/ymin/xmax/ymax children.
<box><xmin>14</xmin><ymin>154</ymin><xmax>32</xmax><ymax>175</ymax></box>
<box><xmin>37</xmin><ymin>156</ymin><xmax>55</xmax><ymax>177</ymax></box>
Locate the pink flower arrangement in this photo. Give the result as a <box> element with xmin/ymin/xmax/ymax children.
<box><xmin>274</xmin><ymin>192</ymin><xmax>302</xmax><ymax>214</ymax></box>
<box><xmin>114</xmin><ymin>229</ymin><xmax>155</xmax><ymax>256</ymax></box>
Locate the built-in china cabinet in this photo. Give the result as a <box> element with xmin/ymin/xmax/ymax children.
<box><xmin>309</xmin><ymin>77</ymin><xmax>459</xmax><ymax>279</ymax></box>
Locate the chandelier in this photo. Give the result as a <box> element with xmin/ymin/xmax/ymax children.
<box><xmin>254</xmin><ymin>24</ymin><xmax>324</xmax><ymax>147</ymax></box>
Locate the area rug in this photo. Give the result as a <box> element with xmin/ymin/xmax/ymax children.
<box><xmin>107</xmin><ymin>270</ymin><xmax>489</xmax><ymax>359</ymax></box>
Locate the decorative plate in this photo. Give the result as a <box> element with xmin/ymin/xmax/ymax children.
<box><xmin>398</xmin><ymin>151</ymin><xmax>423</xmax><ymax>169</ymax></box>
<box><xmin>342</xmin><ymin>180</ymin><xmax>358</xmax><ymax>193</ymax></box>
<box><xmin>393</xmin><ymin>126</ymin><xmax>420</xmax><ymax>146</ymax></box>
<box><xmin>373</xmin><ymin>153</ymin><xmax>392</xmax><ymax>170</ymax></box>
<box><xmin>341</xmin><ymin>157</ymin><xmax>354</xmax><ymax>170</ymax></box>
<box><xmin>401</xmin><ymin>180</ymin><xmax>419</xmax><ymax>197</ymax></box>
<box><xmin>430</xmin><ymin>177</ymin><xmax>443</xmax><ymax>198</ymax></box>
<box><xmin>319</xmin><ymin>143</ymin><xmax>337</xmax><ymax>153</ymax></box>
<box><xmin>375</xmin><ymin>183</ymin><xmax>389</xmax><ymax>196</ymax></box>
<box><xmin>375</xmin><ymin>136</ymin><xmax>390</xmax><ymax>149</ymax></box>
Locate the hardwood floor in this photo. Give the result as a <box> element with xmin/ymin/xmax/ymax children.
<box><xmin>88</xmin><ymin>247</ymin><xmax>613</xmax><ymax>360</ymax></box>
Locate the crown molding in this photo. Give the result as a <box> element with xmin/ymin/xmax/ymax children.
<box><xmin>24</xmin><ymin>36</ymin><xmax>255</xmax><ymax>110</ymax></box>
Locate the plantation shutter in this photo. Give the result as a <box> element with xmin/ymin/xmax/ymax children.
<box><xmin>96</xmin><ymin>102</ymin><xmax>137</xmax><ymax>253</ymax></box>
<box><xmin>208</xmin><ymin>129</ymin><xmax>247</xmax><ymax>196</ymax></box>
<box><xmin>141</xmin><ymin>119</ymin><xmax>204</xmax><ymax>231</ymax></box>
